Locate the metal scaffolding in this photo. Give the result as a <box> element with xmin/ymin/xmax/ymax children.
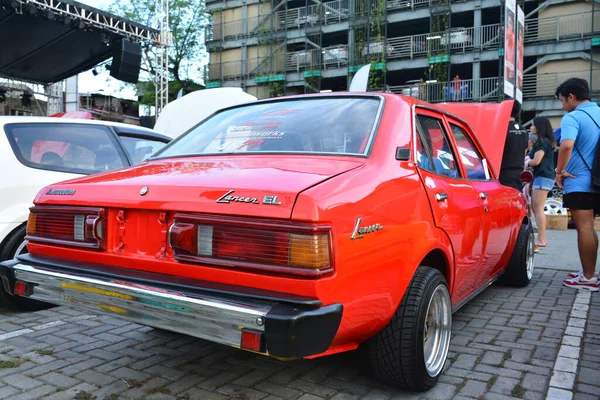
<box><xmin>155</xmin><ymin>0</ymin><xmax>172</xmax><ymax>116</ymax></box>
<box><xmin>9</xmin><ymin>0</ymin><xmax>161</xmax><ymax>43</ymax></box>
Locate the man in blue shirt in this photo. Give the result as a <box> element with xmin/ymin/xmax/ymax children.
<box><xmin>554</xmin><ymin>78</ymin><xmax>600</xmax><ymax>292</ymax></box>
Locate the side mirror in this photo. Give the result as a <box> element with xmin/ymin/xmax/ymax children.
<box><xmin>395</xmin><ymin>147</ymin><xmax>411</xmax><ymax>161</ymax></box>
<box><xmin>520</xmin><ymin>170</ymin><xmax>533</xmax><ymax>184</ymax></box>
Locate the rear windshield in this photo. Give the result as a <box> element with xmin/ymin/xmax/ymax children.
<box><xmin>154</xmin><ymin>97</ymin><xmax>381</xmax><ymax>158</ymax></box>
<box><xmin>4</xmin><ymin>123</ymin><xmax>127</xmax><ymax>175</ymax></box>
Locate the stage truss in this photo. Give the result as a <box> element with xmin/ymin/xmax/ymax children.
<box><xmin>3</xmin><ymin>0</ymin><xmax>171</xmax><ymax>116</ymax></box>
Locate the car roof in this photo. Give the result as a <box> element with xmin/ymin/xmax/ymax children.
<box><xmin>0</xmin><ymin>116</ymin><xmax>171</xmax><ymax>142</ymax></box>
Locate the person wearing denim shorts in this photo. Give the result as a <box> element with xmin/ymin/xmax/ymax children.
<box><xmin>525</xmin><ymin>116</ymin><xmax>556</xmax><ymax>251</ymax></box>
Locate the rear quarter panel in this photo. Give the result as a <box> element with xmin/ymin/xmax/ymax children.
<box><xmin>292</xmin><ymin>96</ymin><xmax>455</xmax><ymax>346</ymax></box>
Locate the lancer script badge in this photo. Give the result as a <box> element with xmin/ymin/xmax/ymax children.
<box><xmin>350</xmin><ymin>218</ymin><xmax>383</xmax><ymax>240</ymax></box>
<box><xmin>140</xmin><ymin>186</ymin><xmax>149</xmax><ymax>196</ymax></box>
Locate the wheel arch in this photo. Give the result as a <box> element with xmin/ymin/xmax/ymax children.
<box><xmin>420</xmin><ymin>248</ymin><xmax>453</xmax><ymax>295</ymax></box>
<box><xmin>0</xmin><ymin>221</ymin><xmax>27</xmax><ymax>259</ymax></box>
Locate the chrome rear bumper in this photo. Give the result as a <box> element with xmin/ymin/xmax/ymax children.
<box><xmin>0</xmin><ymin>256</ymin><xmax>342</xmax><ymax>358</ymax></box>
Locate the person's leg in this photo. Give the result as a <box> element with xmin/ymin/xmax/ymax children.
<box><xmin>570</xmin><ymin>208</ymin><xmax>598</xmax><ymax>280</ymax></box>
<box><xmin>532</xmin><ymin>189</ymin><xmax>549</xmax><ymax>246</ymax></box>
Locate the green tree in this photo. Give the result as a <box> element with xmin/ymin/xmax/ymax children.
<box><xmin>109</xmin><ymin>0</ymin><xmax>208</xmax><ymax>105</ymax></box>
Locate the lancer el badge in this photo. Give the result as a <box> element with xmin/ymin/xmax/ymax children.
<box><xmin>351</xmin><ymin>218</ymin><xmax>383</xmax><ymax>240</ymax></box>
<box><xmin>217</xmin><ymin>190</ymin><xmax>281</xmax><ymax>205</ymax></box>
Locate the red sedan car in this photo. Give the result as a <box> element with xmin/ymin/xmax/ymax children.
<box><xmin>0</xmin><ymin>93</ymin><xmax>534</xmax><ymax>391</ymax></box>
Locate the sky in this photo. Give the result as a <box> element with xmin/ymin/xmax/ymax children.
<box><xmin>77</xmin><ymin>0</ymin><xmax>140</xmax><ymax>100</ymax></box>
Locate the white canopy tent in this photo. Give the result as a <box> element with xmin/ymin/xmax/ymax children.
<box><xmin>154</xmin><ymin>88</ymin><xmax>258</xmax><ymax>139</ymax></box>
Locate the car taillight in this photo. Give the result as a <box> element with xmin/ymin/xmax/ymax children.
<box><xmin>169</xmin><ymin>213</ymin><xmax>333</xmax><ymax>278</ymax></box>
<box><xmin>26</xmin><ymin>206</ymin><xmax>106</xmax><ymax>250</ymax></box>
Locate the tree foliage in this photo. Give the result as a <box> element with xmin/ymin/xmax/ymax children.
<box><xmin>109</xmin><ymin>0</ymin><xmax>208</xmax><ymax>105</ymax></box>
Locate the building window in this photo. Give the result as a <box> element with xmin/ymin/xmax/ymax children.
<box><xmin>10</xmin><ymin>109</ymin><xmax>32</xmax><ymax>116</ymax></box>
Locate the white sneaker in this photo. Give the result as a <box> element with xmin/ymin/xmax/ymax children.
<box><xmin>563</xmin><ymin>275</ymin><xmax>600</xmax><ymax>292</ymax></box>
<box><xmin>568</xmin><ymin>269</ymin><xmax>584</xmax><ymax>279</ymax></box>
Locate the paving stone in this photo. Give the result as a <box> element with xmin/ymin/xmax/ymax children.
<box><xmin>296</xmin><ymin>395</ymin><xmax>323</xmax><ymax>400</ymax></box>
<box><xmin>562</xmin><ymin>336</ymin><xmax>582</xmax><ymax>347</ymax></box>
<box><xmin>522</xmin><ymin>373</ymin><xmax>549</xmax><ymax>393</ymax></box>
<box><xmin>422</xmin><ymin>382</ymin><xmax>456</xmax><ymax>400</ymax></box>
<box><xmin>288</xmin><ymin>379</ymin><xmax>337</xmax><ymax>397</ymax></box>
<box><xmin>37</xmin><ymin>371</ymin><xmax>81</xmax><ymax>388</ymax></box>
<box><xmin>321</xmin><ymin>377</ymin><xmax>371</xmax><ymax>396</ymax></box>
<box><xmin>5</xmin><ymin>384</ymin><xmax>57</xmax><ymax>400</ymax></box>
<box><xmin>576</xmin><ymin>383</ymin><xmax>600</xmax><ymax>395</ymax></box>
<box><xmin>1</xmin><ymin>373</ymin><xmax>44</xmax><ymax>390</ymax></box>
<box><xmin>198</xmin><ymin>371</ymin><xmax>240</xmax><ymax>390</ymax></box>
<box><xmin>482</xmin><ymin>351</ymin><xmax>505</xmax><ymax>366</ymax></box>
<box><xmin>460</xmin><ymin>380</ymin><xmax>487</xmax><ymax>398</ymax></box>
<box><xmin>75</xmin><ymin>369</ymin><xmax>118</xmax><ymax>386</ymax></box>
<box><xmin>216</xmin><ymin>384</ymin><xmax>269</xmax><ymax>400</ymax></box>
<box><xmin>523</xmin><ymin>391</ymin><xmax>545</xmax><ymax>400</ymax></box>
<box><xmin>573</xmin><ymin>394</ymin><xmax>599</xmax><ymax>400</ymax></box>
<box><xmin>475</xmin><ymin>364</ymin><xmax>522</xmax><ymax>379</ymax></box>
<box><xmin>546</xmin><ymin>387</ymin><xmax>574</xmax><ymax>400</ymax></box>
<box><xmin>452</xmin><ymin>354</ymin><xmax>478</xmax><ymax>371</ymax></box>
<box><xmin>577</xmin><ymin>367</ymin><xmax>600</xmax><ymax>386</ymax></box>
<box><xmin>490</xmin><ymin>376</ymin><xmax>520</xmax><ymax>396</ymax></box>
<box><xmin>25</xmin><ymin>359</ymin><xmax>72</xmax><ymax>377</ymax></box>
<box><xmin>108</xmin><ymin>366</ymin><xmax>152</xmax><ymax>382</ymax></box>
<box><xmin>330</xmin><ymin>394</ymin><xmax>360</xmax><ymax>400</ymax></box>
<box><xmin>509</xmin><ymin>349</ymin><xmax>533</xmax><ymax>364</ymax></box>
<box><xmin>43</xmin><ymin>383</ymin><xmax>100</xmax><ymax>400</ymax></box>
<box><xmin>550</xmin><ymin>371</ymin><xmax>576</xmax><ymax>390</ymax></box>
<box><xmin>533</xmin><ymin>346</ymin><xmax>558</xmax><ymax>361</ymax></box>
<box><xmin>0</xmin><ymin>385</ymin><xmax>19</xmax><ymax>400</ymax></box>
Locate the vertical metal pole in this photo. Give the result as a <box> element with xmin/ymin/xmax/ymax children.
<box><xmin>155</xmin><ymin>0</ymin><xmax>170</xmax><ymax>117</ymax></box>
<box><xmin>591</xmin><ymin>0</ymin><xmax>595</xmax><ymax>96</ymax></box>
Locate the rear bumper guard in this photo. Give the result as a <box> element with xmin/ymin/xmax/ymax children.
<box><xmin>0</xmin><ymin>258</ymin><xmax>342</xmax><ymax>358</ymax></box>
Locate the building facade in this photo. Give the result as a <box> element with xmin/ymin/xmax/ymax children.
<box><xmin>205</xmin><ymin>0</ymin><xmax>600</xmax><ymax>127</ymax></box>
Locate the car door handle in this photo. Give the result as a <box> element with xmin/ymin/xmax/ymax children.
<box><xmin>479</xmin><ymin>192</ymin><xmax>488</xmax><ymax>199</ymax></box>
<box><xmin>435</xmin><ymin>193</ymin><xmax>448</xmax><ymax>202</ymax></box>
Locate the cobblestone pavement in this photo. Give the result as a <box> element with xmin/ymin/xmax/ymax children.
<box><xmin>0</xmin><ymin>232</ymin><xmax>598</xmax><ymax>400</ymax></box>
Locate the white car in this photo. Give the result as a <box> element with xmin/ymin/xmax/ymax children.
<box><xmin>0</xmin><ymin>117</ymin><xmax>171</xmax><ymax>262</ymax></box>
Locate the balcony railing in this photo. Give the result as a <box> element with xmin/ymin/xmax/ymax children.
<box><xmin>524</xmin><ymin>10</ymin><xmax>600</xmax><ymax>43</ymax></box>
<box><xmin>523</xmin><ymin>69</ymin><xmax>600</xmax><ymax>98</ymax></box>
<box><xmin>207</xmin><ymin>9</ymin><xmax>598</xmax><ymax>51</ymax></box>
<box><xmin>389</xmin><ymin>77</ymin><xmax>502</xmax><ymax>103</ymax></box>
<box><xmin>207</xmin><ymin>54</ymin><xmax>287</xmax><ymax>81</ymax></box>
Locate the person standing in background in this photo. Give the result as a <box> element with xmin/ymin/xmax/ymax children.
<box><xmin>525</xmin><ymin>116</ymin><xmax>556</xmax><ymax>251</ymax></box>
<box><xmin>554</xmin><ymin>78</ymin><xmax>600</xmax><ymax>292</ymax></box>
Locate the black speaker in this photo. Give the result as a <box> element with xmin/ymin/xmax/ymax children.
<box><xmin>110</xmin><ymin>40</ymin><xmax>142</xmax><ymax>84</ymax></box>
<box><xmin>139</xmin><ymin>116</ymin><xmax>155</xmax><ymax>129</ymax></box>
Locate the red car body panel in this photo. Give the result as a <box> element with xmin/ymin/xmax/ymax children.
<box><xmin>23</xmin><ymin>93</ymin><xmax>527</xmax><ymax>358</ymax></box>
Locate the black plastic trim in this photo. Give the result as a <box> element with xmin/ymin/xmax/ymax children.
<box><xmin>4</xmin><ymin>254</ymin><xmax>322</xmax><ymax>307</ymax></box>
<box><xmin>264</xmin><ymin>303</ymin><xmax>343</xmax><ymax>358</ymax></box>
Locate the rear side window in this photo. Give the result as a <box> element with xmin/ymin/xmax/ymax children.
<box><xmin>4</xmin><ymin>123</ymin><xmax>128</xmax><ymax>175</ymax></box>
<box><xmin>415</xmin><ymin>115</ymin><xmax>460</xmax><ymax>178</ymax></box>
<box><xmin>449</xmin><ymin>124</ymin><xmax>491</xmax><ymax>180</ymax></box>
<box><xmin>118</xmin><ymin>135</ymin><xmax>168</xmax><ymax>165</ymax></box>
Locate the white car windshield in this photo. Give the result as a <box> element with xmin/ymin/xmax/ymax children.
<box><xmin>154</xmin><ymin>97</ymin><xmax>381</xmax><ymax>158</ymax></box>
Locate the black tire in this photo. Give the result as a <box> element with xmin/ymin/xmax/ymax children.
<box><xmin>0</xmin><ymin>225</ymin><xmax>27</xmax><ymax>262</ymax></box>
<box><xmin>365</xmin><ymin>267</ymin><xmax>452</xmax><ymax>391</ymax></box>
<box><xmin>503</xmin><ymin>223</ymin><xmax>535</xmax><ymax>287</ymax></box>
<box><xmin>0</xmin><ymin>226</ymin><xmax>55</xmax><ymax>311</ymax></box>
